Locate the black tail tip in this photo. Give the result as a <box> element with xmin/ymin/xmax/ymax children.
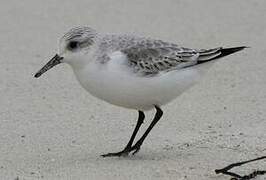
<box><xmin>197</xmin><ymin>46</ymin><xmax>249</xmax><ymax>64</ymax></box>
<box><xmin>221</xmin><ymin>46</ymin><xmax>249</xmax><ymax>55</ymax></box>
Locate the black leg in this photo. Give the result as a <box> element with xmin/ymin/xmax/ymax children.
<box><xmin>101</xmin><ymin>111</ymin><xmax>145</xmax><ymax>157</ymax></box>
<box><xmin>130</xmin><ymin>105</ymin><xmax>163</xmax><ymax>155</ymax></box>
<box><xmin>124</xmin><ymin>111</ymin><xmax>145</xmax><ymax>149</ymax></box>
<box><xmin>215</xmin><ymin>156</ymin><xmax>266</xmax><ymax>180</ymax></box>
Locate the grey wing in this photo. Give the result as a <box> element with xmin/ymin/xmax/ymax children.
<box><xmin>121</xmin><ymin>41</ymin><xmax>222</xmax><ymax>74</ymax></box>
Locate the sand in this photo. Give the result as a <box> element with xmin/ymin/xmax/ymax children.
<box><xmin>0</xmin><ymin>0</ymin><xmax>265</xmax><ymax>179</ymax></box>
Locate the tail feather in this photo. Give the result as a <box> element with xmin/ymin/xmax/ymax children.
<box><xmin>197</xmin><ymin>46</ymin><xmax>248</xmax><ymax>64</ymax></box>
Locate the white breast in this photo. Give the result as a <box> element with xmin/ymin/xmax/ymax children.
<box><xmin>72</xmin><ymin>51</ymin><xmax>212</xmax><ymax>111</ymax></box>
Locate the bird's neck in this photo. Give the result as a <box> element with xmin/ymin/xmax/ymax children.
<box><xmin>69</xmin><ymin>47</ymin><xmax>98</xmax><ymax>70</ymax></box>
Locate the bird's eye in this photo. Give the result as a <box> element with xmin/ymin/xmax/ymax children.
<box><xmin>67</xmin><ymin>41</ymin><xmax>79</xmax><ymax>50</ymax></box>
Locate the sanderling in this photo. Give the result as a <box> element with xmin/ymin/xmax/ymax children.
<box><xmin>34</xmin><ymin>27</ymin><xmax>247</xmax><ymax>157</ymax></box>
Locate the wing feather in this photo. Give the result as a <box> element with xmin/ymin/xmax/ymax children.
<box><xmin>121</xmin><ymin>41</ymin><xmax>199</xmax><ymax>74</ymax></box>
<box><xmin>106</xmin><ymin>36</ymin><xmax>246</xmax><ymax>75</ymax></box>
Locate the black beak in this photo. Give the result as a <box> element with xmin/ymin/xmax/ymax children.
<box><xmin>34</xmin><ymin>54</ymin><xmax>63</xmax><ymax>78</ymax></box>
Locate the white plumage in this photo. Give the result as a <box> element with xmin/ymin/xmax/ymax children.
<box><xmin>34</xmin><ymin>26</ymin><xmax>247</xmax><ymax>156</ymax></box>
<box><xmin>73</xmin><ymin>50</ymin><xmax>207</xmax><ymax>110</ymax></box>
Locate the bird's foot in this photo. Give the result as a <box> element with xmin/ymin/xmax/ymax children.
<box><xmin>101</xmin><ymin>142</ymin><xmax>142</xmax><ymax>157</ymax></box>
<box><xmin>101</xmin><ymin>149</ymin><xmax>130</xmax><ymax>157</ymax></box>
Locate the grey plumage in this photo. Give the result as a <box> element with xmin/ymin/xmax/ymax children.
<box><xmin>34</xmin><ymin>26</ymin><xmax>248</xmax><ymax>157</ymax></box>
<box><xmin>121</xmin><ymin>44</ymin><xmax>199</xmax><ymax>74</ymax></box>
<box><xmin>96</xmin><ymin>34</ymin><xmax>246</xmax><ymax>75</ymax></box>
<box><xmin>61</xmin><ymin>27</ymin><xmax>97</xmax><ymax>50</ymax></box>
<box><xmin>60</xmin><ymin>27</ymin><xmax>246</xmax><ymax>75</ymax></box>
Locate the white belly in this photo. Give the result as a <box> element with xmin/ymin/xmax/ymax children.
<box><xmin>72</xmin><ymin>54</ymin><xmax>212</xmax><ymax>111</ymax></box>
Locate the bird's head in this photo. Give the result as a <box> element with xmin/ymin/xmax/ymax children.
<box><xmin>34</xmin><ymin>26</ymin><xmax>97</xmax><ymax>78</ymax></box>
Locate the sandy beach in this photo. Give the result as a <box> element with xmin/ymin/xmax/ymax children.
<box><xmin>0</xmin><ymin>0</ymin><xmax>265</xmax><ymax>179</ymax></box>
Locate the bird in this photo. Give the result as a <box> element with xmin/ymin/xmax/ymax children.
<box><xmin>34</xmin><ymin>26</ymin><xmax>247</xmax><ymax>157</ymax></box>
